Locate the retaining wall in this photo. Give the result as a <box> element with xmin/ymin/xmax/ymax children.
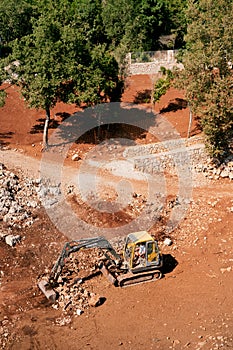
<box><xmin>128</xmin><ymin>50</ymin><xmax>184</xmax><ymax>75</ymax></box>
<box><xmin>133</xmin><ymin>144</ymin><xmax>207</xmax><ymax>174</ymax></box>
<box><xmin>123</xmin><ymin>137</ymin><xmax>208</xmax><ymax>175</ymax></box>
<box><xmin>123</xmin><ymin>137</ymin><xmax>205</xmax><ymax>158</ymax></box>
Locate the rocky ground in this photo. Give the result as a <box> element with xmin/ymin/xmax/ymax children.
<box><xmin>0</xmin><ymin>75</ymin><xmax>232</xmax><ymax>350</ymax></box>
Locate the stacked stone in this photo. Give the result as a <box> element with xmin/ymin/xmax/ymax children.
<box><xmin>0</xmin><ymin>163</ymin><xmax>40</xmax><ymax>229</ymax></box>
<box><xmin>195</xmin><ymin>155</ymin><xmax>233</xmax><ymax>180</ymax></box>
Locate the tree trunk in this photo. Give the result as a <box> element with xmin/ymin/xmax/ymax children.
<box><xmin>42</xmin><ymin>107</ymin><xmax>50</xmax><ymax>150</ymax></box>
<box><xmin>187</xmin><ymin>103</ymin><xmax>192</xmax><ymax>139</ymax></box>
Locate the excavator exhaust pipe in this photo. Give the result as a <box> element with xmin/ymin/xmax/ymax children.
<box><xmin>38</xmin><ymin>279</ymin><xmax>57</xmax><ymax>303</ymax></box>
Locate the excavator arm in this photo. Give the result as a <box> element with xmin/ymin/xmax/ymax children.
<box><xmin>48</xmin><ymin>236</ymin><xmax>121</xmax><ymax>286</ymax></box>
<box><xmin>38</xmin><ymin>236</ymin><xmax>121</xmax><ymax>301</ymax></box>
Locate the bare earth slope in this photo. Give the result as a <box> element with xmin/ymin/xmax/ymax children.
<box><xmin>0</xmin><ymin>76</ymin><xmax>232</xmax><ymax>350</ymax></box>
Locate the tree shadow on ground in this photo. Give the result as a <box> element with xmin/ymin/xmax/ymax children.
<box><xmin>160</xmin><ymin>98</ymin><xmax>188</xmax><ymax>113</ymax></box>
<box><xmin>53</xmin><ymin>112</ymin><xmax>71</xmax><ymax>122</ymax></box>
<box><xmin>50</xmin><ymin>103</ymin><xmax>161</xmax><ymax>148</ymax></box>
<box><xmin>0</xmin><ymin>131</ymin><xmax>14</xmax><ymax>147</ymax></box>
<box><xmin>30</xmin><ymin>118</ymin><xmax>62</xmax><ymax>134</ymax></box>
<box><xmin>133</xmin><ymin>89</ymin><xmax>151</xmax><ymax>104</ymax></box>
<box><xmin>77</xmin><ymin>123</ymin><xmax>149</xmax><ymax>144</ymax></box>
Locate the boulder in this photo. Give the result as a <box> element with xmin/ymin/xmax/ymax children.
<box><xmin>164</xmin><ymin>237</ymin><xmax>172</xmax><ymax>246</ymax></box>
<box><xmin>220</xmin><ymin>169</ymin><xmax>230</xmax><ymax>178</ymax></box>
<box><xmin>71</xmin><ymin>154</ymin><xmax>81</xmax><ymax>161</ymax></box>
<box><xmin>88</xmin><ymin>293</ymin><xmax>101</xmax><ymax>307</ymax></box>
<box><xmin>5</xmin><ymin>234</ymin><xmax>21</xmax><ymax>247</ymax></box>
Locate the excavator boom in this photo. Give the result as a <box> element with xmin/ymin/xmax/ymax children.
<box><xmin>38</xmin><ymin>236</ymin><xmax>121</xmax><ymax>301</ymax></box>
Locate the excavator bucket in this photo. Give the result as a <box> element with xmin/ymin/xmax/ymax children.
<box><xmin>38</xmin><ymin>279</ymin><xmax>57</xmax><ymax>303</ymax></box>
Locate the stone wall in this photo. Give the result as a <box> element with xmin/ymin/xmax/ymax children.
<box><xmin>123</xmin><ymin>137</ymin><xmax>205</xmax><ymax>159</ymax></box>
<box><xmin>128</xmin><ymin>50</ymin><xmax>184</xmax><ymax>75</ymax></box>
<box><xmin>123</xmin><ymin>137</ymin><xmax>233</xmax><ymax>180</ymax></box>
<box><xmin>133</xmin><ymin>144</ymin><xmax>207</xmax><ymax>174</ymax></box>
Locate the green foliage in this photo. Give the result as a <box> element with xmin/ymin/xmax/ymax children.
<box><xmin>153</xmin><ymin>67</ymin><xmax>174</xmax><ymax>103</ymax></box>
<box><xmin>0</xmin><ymin>0</ymin><xmax>121</xmax><ymax>147</ymax></box>
<box><xmin>0</xmin><ymin>0</ymin><xmax>188</xmax><ymax>63</ymax></box>
<box><xmin>201</xmin><ymin>77</ymin><xmax>233</xmax><ymax>158</ymax></box>
<box><xmin>0</xmin><ymin>90</ymin><xmax>6</xmax><ymax>107</ymax></box>
<box><xmin>4</xmin><ymin>0</ymin><xmax>121</xmax><ymax>110</ymax></box>
<box><xmin>131</xmin><ymin>52</ymin><xmax>154</xmax><ymax>63</ymax></box>
<box><xmin>0</xmin><ymin>0</ymin><xmax>37</xmax><ymax>56</ymax></box>
<box><xmin>163</xmin><ymin>0</ymin><xmax>187</xmax><ymax>47</ymax></box>
<box><xmin>101</xmin><ymin>0</ymin><xmax>186</xmax><ymax>55</ymax></box>
<box><xmin>178</xmin><ymin>0</ymin><xmax>233</xmax><ymax>159</ymax></box>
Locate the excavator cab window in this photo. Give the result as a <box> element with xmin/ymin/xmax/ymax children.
<box><xmin>125</xmin><ymin>246</ymin><xmax>132</xmax><ymax>262</ymax></box>
<box><xmin>146</xmin><ymin>241</ymin><xmax>159</xmax><ymax>263</ymax></box>
<box><xmin>132</xmin><ymin>242</ymin><xmax>146</xmax><ymax>267</ymax></box>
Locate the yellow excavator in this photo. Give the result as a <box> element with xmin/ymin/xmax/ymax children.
<box><xmin>38</xmin><ymin>231</ymin><xmax>163</xmax><ymax>302</ymax></box>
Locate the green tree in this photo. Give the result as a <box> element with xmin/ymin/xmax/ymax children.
<box><xmin>163</xmin><ymin>0</ymin><xmax>187</xmax><ymax>48</ymax></box>
<box><xmin>0</xmin><ymin>0</ymin><xmax>37</xmax><ymax>57</ymax></box>
<box><xmin>0</xmin><ymin>0</ymin><xmax>38</xmax><ymax>106</ymax></box>
<box><xmin>71</xmin><ymin>0</ymin><xmax>106</xmax><ymax>45</ymax></box>
<box><xmin>153</xmin><ymin>67</ymin><xmax>174</xmax><ymax>103</ymax></box>
<box><xmin>3</xmin><ymin>0</ymin><xmax>120</xmax><ymax>149</ymax></box>
<box><xmin>178</xmin><ymin>0</ymin><xmax>233</xmax><ymax>159</ymax></box>
<box><xmin>0</xmin><ymin>90</ymin><xmax>6</xmax><ymax>107</ymax></box>
<box><xmin>102</xmin><ymin>0</ymin><xmax>170</xmax><ymax>56</ymax></box>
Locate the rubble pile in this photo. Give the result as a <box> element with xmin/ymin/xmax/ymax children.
<box><xmin>170</xmin><ymin>194</ymin><xmax>233</xmax><ymax>253</ymax></box>
<box><xmin>0</xmin><ymin>163</ymin><xmax>40</xmax><ymax>231</ymax></box>
<box><xmin>37</xmin><ymin>180</ymin><xmax>61</xmax><ymax>209</ymax></box>
<box><xmin>0</xmin><ymin>317</ymin><xmax>17</xmax><ymax>349</ymax></box>
<box><xmin>51</xmin><ymin>248</ymin><xmax>105</xmax><ymax>315</ymax></box>
<box><xmin>194</xmin><ymin>155</ymin><xmax>233</xmax><ymax>180</ymax></box>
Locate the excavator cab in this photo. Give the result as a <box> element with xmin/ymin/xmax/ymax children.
<box><xmin>123</xmin><ymin>231</ymin><xmax>163</xmax><ymax>273</ymax></box>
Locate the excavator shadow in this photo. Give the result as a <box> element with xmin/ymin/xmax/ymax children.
<box><xmin>161</xmin><ymin>254</ymin><xmax>178</xmax><ymax>275</ymax></box>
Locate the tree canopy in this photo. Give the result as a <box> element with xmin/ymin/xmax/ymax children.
<box><xmin>179</xmin><ymin>0</ymin><xmax>233</xmax><ymax>159</ymax></box>
<box><xmin>101</xmin><ymin>0</ymin><xmax>187</xmax><ymax>58</ymax></box>
<box><xmin>0</xmin><ymin>0</ymin><xmax>38</xmax><ymax>57</ymax></box>
<box><xmin>1</xmin><ymin>0</ymin><xmax>121</xmax><ymax>148</ymax></box>
<box><xmin>0</xmin><ymin>0</ymin><xmax>188</xmax><ymax>62</ymax></box>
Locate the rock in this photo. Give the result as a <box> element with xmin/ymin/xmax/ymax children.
<box><xmin>88</xmin><ymin>293</ymin><xmax>101</xmax><ymax>307</ymax></box>
<box><xmin>55</xmin><ymin>316</ymin><xmax>72</xmax><ymax>326</ymax></box>
<box><xmin>164</xmin><ymin>237</ymin><xmax>172</xmax><ymax>246</ymax></box>
<box><xmin>76</xmin><ymin>309</ymin><xmax>83</xmax><ymax>316</ymax></box>
<box><xmin>220</xmin><ymin>267</ymin><xmax>232</xmax><ymax>273</ymax></box>
<box><xmin>184</xmin><ymin>342</ymin><xmax>191</xmax><ymax>347</ymax></box>
<box><xmin>173</xmin><ymin>339</ymin><xmax>181</xmax><ymax>347</ymax></box>
<box><xmin>0</xmin><ymin>164</ymin><xmax>40</xmax><ymax>228</ymax></box>
<box><xmin>220</xmin><ymin>169</ymin><xmax>230</xmax><ymax>178</ymax></box>
<box><xmin>72</xmin><ymin>154</ymin><xmax>81</xmax><ymax>161</ymax></box>
<box><xmin>5</xmin><ymin>234</ymin><xmax>21</xmax><ymax>247</ymax></box>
